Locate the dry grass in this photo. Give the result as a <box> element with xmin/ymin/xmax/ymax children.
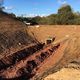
<box><xmin>28</xmin><ymin>25</ymin><xmax>80</xmax><ymax>41</ymax></box>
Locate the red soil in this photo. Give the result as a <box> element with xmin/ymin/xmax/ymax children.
<box><xmin>0</xmin><ymin>40</ymin><xmax>68</xmax><ymax>80</ymax></box>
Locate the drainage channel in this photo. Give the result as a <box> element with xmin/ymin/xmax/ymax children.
<box><xmin>0</xmin><ymin>43</ymin><xmax>60</xmax><ymax>80</ymax></box>
<box><xmin>0</xmin><ymin>43</ymin><xmax>45</xmax><ymax>71</ymax></box>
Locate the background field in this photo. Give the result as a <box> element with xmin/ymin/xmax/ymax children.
<box><xmin>28</xmin><ymin>25</ymin><xmax>80</xmax><ymax>42</ymax></box>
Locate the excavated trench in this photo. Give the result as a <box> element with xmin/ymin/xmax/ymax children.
<box><xmin>0</xmin><ymin>43</ymin><xmax>60</xmax><ymax>80</ymax></box>
<box><xmin>0</xmin><ymin>43</ymin><xmax>45</xmax><ymax>71</ymax></box>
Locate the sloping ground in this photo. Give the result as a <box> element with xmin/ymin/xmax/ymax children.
<box><xmin>0</xmin><ymin>39</ymin><xmax>67</xmax><ymax>80</ymax></box>
<box><xmin>28</xmin><ymin>26</ymin><xmax>80</xmax><ymax>65</ymax></box>
<box><xmin>0</xmin><ymin>43</ymin><xmax>44</xmax><ymax>71</ymax></box>
<box><xmin>32</xmin><ymin>40</ymin><xmax>68</xmax><ymax>80</ymax></box>
<box><xmin>0</xmin><ymin>11</ymin><xmax>26</xmax><ymax>30</ymax></box>
<box><xmin>0</xmin><ymin>11</ymin><xmax>36</xmax><ymax>54</ymax></box>
<box><xmin>28</xmin><ymin>25</ymin><xmax>80</xmax><ymax>79</ymax></box>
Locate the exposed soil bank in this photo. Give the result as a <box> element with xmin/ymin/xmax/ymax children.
<box><xmin>0</xmin><ymin>43</ymin><xmax>44</xmax><ymax>70</ymax></box>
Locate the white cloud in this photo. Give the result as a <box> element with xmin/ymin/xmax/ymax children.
<box><xmin>5</xmin><ymin>6</ymin><xmax>14</xmax><ymax>10</ymax></box>
<box><xmin>19</xmin><ymin>13</ymin><xmax>48</xmax><ymax>17</ymax></box>
<box><xmin>58</xmin><ymin>0</ymin><xmax>67</xmax><ymax>4</ymax></box>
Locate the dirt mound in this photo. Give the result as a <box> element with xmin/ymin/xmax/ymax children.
<box><xmin>0</xmin><ymin>11</ymin><xmax>36</xmax><ymax>53</ymax></box>
<box><xmin>0</xmin><ymin>11</ymin><xmax>26</xmax><ymax>30</ymax></box>
<box><xmin>44</xmin><ymin>67</ymin><xmax>80</xmax><ymax>80</ymax></box>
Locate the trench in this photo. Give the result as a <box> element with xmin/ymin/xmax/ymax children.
<box><xmin>0</xmin><ymin>43</ymin><xmax>60</xmax><ymax>80</ymax></box>
<box><xmin>0</xmin><ymin>43</ymin><xmax>45</xmax><ymax>70</ymax></box>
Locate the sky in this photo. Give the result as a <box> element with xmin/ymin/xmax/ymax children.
<box><xmin>2</xmin><ymin>0</ymin><xmax>80</xmax><ymax>17</ymax></box>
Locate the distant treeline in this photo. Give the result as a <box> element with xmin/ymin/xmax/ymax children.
<box><xmin>17</xmin><ymin>5</ymin><xmax>80</xmax><ymax>25</ymax></box>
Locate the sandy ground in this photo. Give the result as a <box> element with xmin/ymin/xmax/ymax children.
<box><xmin>44</xmin><ymin>67</ymin><xmax>80</xmax><ymax>80</ymax></box>
<box><xmin>27</xmin><ymin>25</ymin><xmax>80</xmax><ymax>42</ymax></box>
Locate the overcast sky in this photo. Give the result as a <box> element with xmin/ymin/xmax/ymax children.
<box><xmin>3</xmin><ymin>0</ymin><xmax>80</xmax><ymax>17</ymax></box>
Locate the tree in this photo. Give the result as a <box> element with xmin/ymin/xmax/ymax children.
<box><xmin>16</xmin><ymin>4</ymin><xmax>80</xmax><ymax>25</ymax></box>
<box><xmin>9</xmin><ymin>13</ymin><xmax>16</xmax><ymax>17</ymax></box>
<box><xmin>57</xmin><ymin>5</ymin><xmax>74</xmax><ymax>24</ymax></box>
<box><xmin>39</xmin><ymin>17</ymin><xmax>48</xmax><ymax>25</ymax></box>
<box><xmin>31</xmin><ymin>16</ymin><xmax>42</xmax><ymax>25</ymax></box>
<box><xmin>58</xmin><ymin>5</ymin><xmax>72</xmax><ymax>14</ymax></box>
<box><xmin>47</xmin><ymin>14</ymin><xmax>58</xmax><ymax>24</ymax></box>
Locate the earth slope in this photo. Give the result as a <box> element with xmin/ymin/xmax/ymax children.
<box><xmin>0</xmin><ymin>11</ymin><xmax>35</xmax><ymax>54</ymax></box>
